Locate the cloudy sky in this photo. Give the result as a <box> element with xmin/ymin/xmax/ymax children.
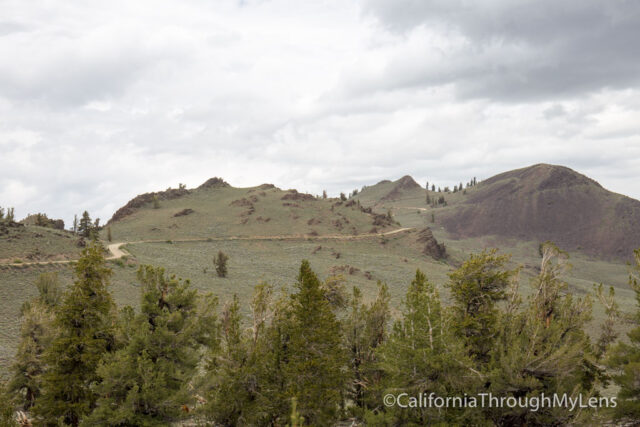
<box><xmin>1</xmin><ymin>0</ymin><xmax>639</xmax><ymax>225</ymax></box>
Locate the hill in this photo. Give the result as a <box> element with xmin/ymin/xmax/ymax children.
<box><xmin>358</xmin><ymin>175</ymin><xmax>425</xmax><ymax>206</ymax></box>
<box><xmin>356</xmin><ymin>164</ymin><xmax>640</xmax><ymax>260</ymax></box>
<box><xmin>104</xmin><ymin>178</ymin><xmax>396</xmax><ymax>242</ymax></box>
<box><xmin>440</xmin><ymin>164</ymin><xmax>640</xmax><ymax>260</ymax></box>
<box><xmin>0</xmin><ymin>222</ymin><xmax>80</xmax><ymax>263</ymax></box>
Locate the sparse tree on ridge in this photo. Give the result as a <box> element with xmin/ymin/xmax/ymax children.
<box><xmin>213</xmin><ymin>251</ymin><xmax>229</xmax><ymax>278</ymax></box>
<box><xmin>78</xmin><ymin>210</ymin><xmax>93</xmax><ymax>238</ymax></box>
<box><xmin>2</xmin><ymin>207</ymin><xmax>15</xmax><ymax>223</ymax></box>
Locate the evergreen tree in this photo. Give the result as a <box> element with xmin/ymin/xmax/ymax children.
<box><xmin>285</xmin><ymin>261</ymin><xmax>346</xmax><ymax>424</ymax></box>
<box><xmin>213</xmin><ymin>251</ymin><xmax>229</xmax><ymax>278</ymax></box>
<box><xmin>7</xmin><ymin>273</ymin><xmax>61</xmax><ymax>412</ymax></box>
<box><xmin>72</xmin><ymin>214</ymin><xmax>78</xmax><ymax>234</ymax></box>
<box><xmin>78</xmin><ymin>211</ymin><xmax>92</xmax><ymax>238</ymax></box>
<box><xmin>34</xmin><ymin>242</ymin><xmax>115</xmax><ymax>426</ymax></box>
<box><xmin>607</xmin><ymin>249</ymin><xmax>640</xmax><ymax>422</ymax></box>
<box><xmin>377</xmin><ymin>270</ymin><xmax>478</xmax><ymax>425</ymax></box>
<box><xmin>87</xmin><ymin>266</ymin><xmax>210</xmax><ymax>425</ymax></box>
<box><xmin>446</xmin><ymin>249</ymin><xmax>516</xmax><ymax>364</ymax></box>
<box><xmin>204</xmin><ymin>295</ymin><xmax>253</xmax><ymax>425</ymax></box>
<box><xmin>344</xmin><ymin>283</ymin><xmax>390</xmax><ymax>415</ymax></box>
<box><xmin>487</xmin><ymin>243</ymin><xmax>598</xmax><ymax>425</ymax></box>
<box><xmin>106</xmin><ymin>227</ymin><xmax>112</xmax><ymax>243</ymax></box>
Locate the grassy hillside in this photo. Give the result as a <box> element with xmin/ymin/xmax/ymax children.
<box><xmin>105</xmin><ymin>180</ymin><xmax>395</xmax><ymax>242</ymax></box>
<box><xmin>0</xmin><ymin>223</ymin><xmax>81</xmax><ymax>263</ymax></box>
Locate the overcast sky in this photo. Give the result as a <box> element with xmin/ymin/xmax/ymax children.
<box><xmin>1</xmin><ymin>0</ymin><xmax>639</xmax><ymax>226</ymax></box>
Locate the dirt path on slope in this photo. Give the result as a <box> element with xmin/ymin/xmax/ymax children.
<box><xmin>3</xmin><ymin>227</ymin><xmax>414</xmax><ymax>267</ymax></box>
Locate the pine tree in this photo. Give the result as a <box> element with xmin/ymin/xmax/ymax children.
<box><xmin>106</xmin><ymin>227</ymin><xmax>112</xmax><ymax>242</ymax></box>
<box><xmin>607</xmin><ymin>249</ymin><xmax>640</xmax><ymax>422</ymax></box>
<box><xmin>33</xmin><ymin>242</ymin><xmax>115</xmax><ymax>426</ymax></box>
<box><xmin>87</xmin><ymin>265</ymin><xmax>209</xmax><ymax>425</ymax></box>
<box><xmin>78</xmin><ymin>211</ymin><xmax>92</xmax><ymax>238</ymax></box>
<box><xmin>377</xmin><ymin>270</ymin><xmax>477</xmax><ymax>425</ymax></box>
<box><xmin>213</xmin><ymin>251</ymin><xmax>229</xmax><ymax>277</ymax></box>
<box><xmin>344</xmin><ymin>283</ymin><xmax>390</xmax><ymax>414</ymax></box>
<box><xmin>285</xmin><ymin>261</ymin><xmax>346</xmax><ymax>424</ymax></box>
<box><xmin>204</xmin><ymin>295</ymin><xmax>252</xmax><ymax>425</ymax></box>
<box><xmin>6</xmin><ymin>273</ymin><xmax>61</xmax><ymax>412</ymax></box>
<box><xmin>72</xmin><ymin>214</ymin><xmax>78</xmax><ymax>234</ymax></box>
<box><xmin>487</xmin><ymin>243</ymin><xmax>598</xmax><ymax>425</ymax></box>
<box><xmin>446</xmin><ymin>249</ymin><xmax>516</xmax><ymax>364</ymax></box>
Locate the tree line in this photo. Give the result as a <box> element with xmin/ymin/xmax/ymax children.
<box><xmin>2</xmin><ymin>243</ymin><xmax>640</xmax><ymax>426</ymax></box>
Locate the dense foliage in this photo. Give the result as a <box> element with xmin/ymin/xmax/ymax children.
<box><xmin>2</xmin><ymin>243</ymin><xmax>638</xmax><ymax>425</ymax></box>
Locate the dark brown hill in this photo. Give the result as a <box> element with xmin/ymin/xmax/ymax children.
<box><xmin>440</xmin><ymin>164</ymin><xmax>640</xmax><ymax>260</ymax></box>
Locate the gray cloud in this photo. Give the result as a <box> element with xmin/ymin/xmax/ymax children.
<box><xmin>361</xmin><ymin>0</ymin><xmax>640</xmax><ymax>101</ymax></box>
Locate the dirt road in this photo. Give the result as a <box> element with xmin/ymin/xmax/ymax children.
<box><xmin>4</xmin><ymin>227</ymin><xmax>414</xmax><ymax>267</ymax></box>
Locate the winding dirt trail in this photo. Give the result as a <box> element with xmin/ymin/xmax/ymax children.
<box><xmin>4</xmin><ymin>227</ymin><xmax>414</xmax><ymax>267</ymax></box>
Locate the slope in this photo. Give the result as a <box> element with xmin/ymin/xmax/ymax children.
<box><xmin>439</xmin><ymin>164</ymin><xmax>640</xmax><ymax>260</ymax></box>
<box><xmin>104</xmin><ymin>178</ymin><xmax>396</xmax><ymax>242</ymax></box>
